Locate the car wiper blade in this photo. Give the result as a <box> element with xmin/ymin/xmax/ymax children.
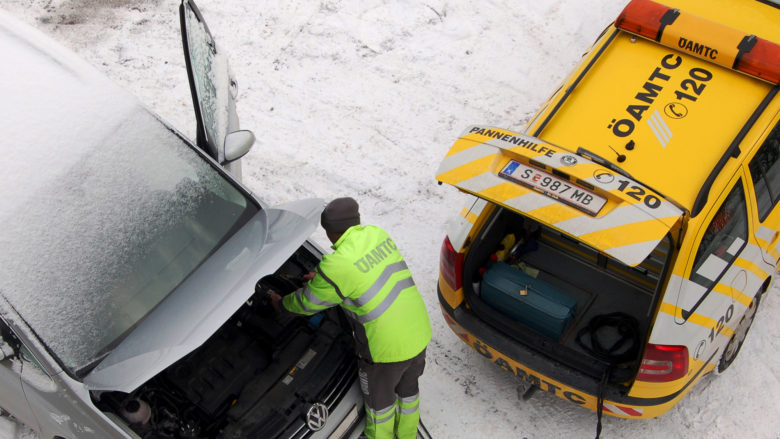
<box><xmin>575</xmin><ymin>146</ymin><xmax>683</xmax><ymax>215</ymax></box>
<box><xmin>576</xmin><ymin>146</ymin><xmax>635</xmax><ymax>180</ymax></box>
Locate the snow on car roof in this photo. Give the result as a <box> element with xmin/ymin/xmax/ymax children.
<box><xmin>0</xmin><ymin>10</ymin><xmax>140</xmax><ymax>216</ymax></box>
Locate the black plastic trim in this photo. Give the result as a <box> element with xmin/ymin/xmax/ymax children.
<box><xmin>656</xmin><ymin>9</ymin><xmax>680</xmax><ymax>42</ymax></box>
<box><xmin>755</xmin><ymin>0</ymin><xmax>780</xmax><ymax>10</ymax></box>
<box><xmin>733</xmin><ymin>35</ymin><xmax>759</xmax><ymax>70</ymax></box>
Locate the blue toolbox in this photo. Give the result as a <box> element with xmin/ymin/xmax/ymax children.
<box><xmin>481</xmin><ymin>262</ymin><xmax>578</xmax><ymax>340</ymax></box>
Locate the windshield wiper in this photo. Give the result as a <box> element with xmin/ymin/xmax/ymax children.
<box><xmin>576</xmin><ymin>146</ymin><xmax>686</xmax><ymax>215</ymax></box>
<box><xmin>576</xmin><ymin>146</ymin><xmax>634</xmax><ymax>181</ymax></box>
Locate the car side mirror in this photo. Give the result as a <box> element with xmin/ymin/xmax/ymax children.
<box><xmin>223</xmin><ymin>130</ymin><xmax>255</xmax><ymax>164</ymax></box>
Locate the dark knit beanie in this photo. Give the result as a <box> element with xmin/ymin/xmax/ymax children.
<box><xmin>321</xmin><ymin>197</ymin><xmax>360</xmax><ymax>234</ymax></box>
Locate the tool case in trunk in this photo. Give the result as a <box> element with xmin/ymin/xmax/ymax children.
<box><xmin>481</xmin><ymin>262</ymin><xmax>577</xmax><ymax>340</ymax></box>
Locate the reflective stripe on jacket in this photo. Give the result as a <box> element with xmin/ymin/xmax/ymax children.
<box><xmin>282</xmin><ymin>225</ymin><xmax>432</xmax><ymax>363</ymax></box>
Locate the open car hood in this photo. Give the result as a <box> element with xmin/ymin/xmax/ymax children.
<box><xmin>436</xmin><ymin>126</ymin><xmax>684</xmax><ymax>267</ymax></box>
<box><xmin>83</xmin><ymin>198</ymin><xmax>323</xmax><ymax>392</ymax></box>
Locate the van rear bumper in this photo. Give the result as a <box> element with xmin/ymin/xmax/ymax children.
<box><xmin>438</xmin><ymin>287</ymin><xmax>690</xmax><ymax>419</ymax></box>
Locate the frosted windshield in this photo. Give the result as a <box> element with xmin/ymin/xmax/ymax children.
<box><xmin>0</xmin><ymin>108</ymin><xmax>257</xmax><ymax>374</ymax></box>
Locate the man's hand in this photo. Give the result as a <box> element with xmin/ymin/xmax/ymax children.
<box><xmin>303</xmin><ymin>271</ymin><xmax>315</xmax><ymax>281</ymax></box>
<box><xmin>268</xmin><ymin>290</ymin><xmax>283</xmax><ymax>313</ymax></box>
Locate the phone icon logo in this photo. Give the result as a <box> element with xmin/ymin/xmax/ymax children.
<box><xmin>664</xmin><ymin>102</ymin><xmax>688</xmax><ymax>119</ymax></box>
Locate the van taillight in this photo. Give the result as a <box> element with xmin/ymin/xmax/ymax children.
<box><xmin>637</xmin><ymin>344</ymin><xmax>688</xmax><ymax>382</ymax></box>
<box><xmin>440</xmin><ymin>237</ymin><xmax>463</xmax><ymax>291</ymax></box>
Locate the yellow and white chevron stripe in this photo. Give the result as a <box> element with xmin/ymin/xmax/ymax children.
<box><xmin>437</xmin><ymin>126</ymin><xmax>684</xmax><ymax>266</ymax></box>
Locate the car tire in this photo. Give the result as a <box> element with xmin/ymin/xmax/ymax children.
<box><xmin>717</xmin><ymin>294</ymin><xmax>760</xmax><ymax>373</ymax></box>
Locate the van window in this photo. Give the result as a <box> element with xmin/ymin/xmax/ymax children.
<box><xmin>748</xmin><ymin>121</ymin><xmax>780</xmax><ymax>220</ymax></box>
<box><xmin>690</xmin><ymin>182</ymin><xmax>748</xmax><ymax>290</ymax></box>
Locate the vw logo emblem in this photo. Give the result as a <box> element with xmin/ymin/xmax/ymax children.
<box><xmin>306</xmin><ymin>402</ymin><xmax>329</xmax><ymax>431</ymax></box>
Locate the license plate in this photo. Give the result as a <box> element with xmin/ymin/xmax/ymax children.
<box><xmin>499</xmin><ymin>160</ymin><xmax>606</xmax><ymax>215</ymax></box>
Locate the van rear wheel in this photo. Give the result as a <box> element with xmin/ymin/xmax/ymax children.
<box><xmin>717</xmin><ymin>295</ymin><xmax>760</xmax><ymax>373</ymax></box>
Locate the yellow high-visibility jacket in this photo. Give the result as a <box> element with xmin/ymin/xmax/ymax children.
<box><xmin>283</xmin><ymin>225</ymin><xmax>431</xmax><ymax>363</ymax></box>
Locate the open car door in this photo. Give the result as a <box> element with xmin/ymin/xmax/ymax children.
<box><xmin>179</xmin><ymin>0</ymin><xmax>254</xmax><ymax>177</ymax></box>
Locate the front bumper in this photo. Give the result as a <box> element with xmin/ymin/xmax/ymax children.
<box><xmin>310</xmin><ymin>374</ymin><xmax>433</xmax><ymax>439</ymax></box>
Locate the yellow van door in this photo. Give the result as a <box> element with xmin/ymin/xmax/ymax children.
<box><xmin>675</xmin><ymin>176</ymin><xmax>750</xmax><ymax>323</ymax></box>
<box><xmin>669</xmin><ymin>174</ymin><xmax>770</xmax><ymax>375</ymax></box>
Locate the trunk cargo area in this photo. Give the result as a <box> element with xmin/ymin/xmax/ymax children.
<box><xmin>481</xmin><ymin>261</ymin><xmax>578</xmax><ymax>340</ymax></box>
<box><xmin>464</xmin><ymin>207</ymin><xmax>672</xmax><ymax>383</ymax></box>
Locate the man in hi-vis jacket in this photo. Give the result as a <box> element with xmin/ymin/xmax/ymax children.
<box><xmin>270</xmin><ymin>197</ymin><xmax>431</xmax><ymax>439</ymax></box>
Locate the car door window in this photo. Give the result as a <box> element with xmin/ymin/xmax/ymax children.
<box><xmin>180</xmin><ymin>0</ymin><xmax>231</xmax><ymax>162</ymax></box>
<box><xmin>689</xmin><ymin>182</ymin><xmax>748</xmax><ymax>292</ymax></box>
<box><xmin>749</xmin><ymin>121</ymin><xmax>780</xmax><ymax>221</ymax></box>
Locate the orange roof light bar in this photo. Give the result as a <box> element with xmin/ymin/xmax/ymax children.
<box><xmin>615</xmin><ymin>0</ymin><xmax>780</xmax><ymax>85</ymax></box>
<box><xmin>615</xmin><ymin>0</ymin><xmax>676</xmax><ymax>41</ymax></box>
<box><xmin>737</xmin><ymin>37</ymin><xmax>780</xmax><ymax>84</ymax></box>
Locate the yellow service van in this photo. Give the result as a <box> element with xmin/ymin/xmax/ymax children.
<box><xmin>436</xmin><ymin>0</ymin><xmax>780</xmax><ymax>419</ymax></box>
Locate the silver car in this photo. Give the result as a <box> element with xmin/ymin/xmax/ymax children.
<box><xmin>0</xmin><ymin>1</ymin><xmax>366</xmax><ymax>438</ymax></box>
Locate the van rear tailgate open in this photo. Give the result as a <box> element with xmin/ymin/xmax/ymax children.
<box><xmin>436</xmin><ymin>126</ymin><xmax>684</xmax><ymax>267</ymax></box>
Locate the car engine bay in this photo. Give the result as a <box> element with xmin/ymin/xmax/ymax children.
<box><xmin>92</xmin><ymin>245</ymin><xmax>358</xmax><ymax>439</ymax></box>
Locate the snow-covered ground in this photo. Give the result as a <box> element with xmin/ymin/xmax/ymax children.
<box><xmin>1</xmin><ymin>0</ymin><xmax>779</xmax><ymax>438</ymax></box>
